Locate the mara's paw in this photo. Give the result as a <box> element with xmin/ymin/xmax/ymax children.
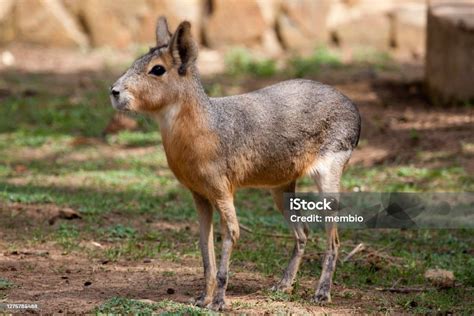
<box><xmin>209</xmin><ymin>298</ymin><xmax>228</xmax><ymax>311</ymax></box>
<box><xmin>270</xmin><ymin>282</ymin><xmax>293</xmax><ymax>293</ymax></box>
<box><xmin>313</xmin><ymin>291</ymin><xmax>331</xmax><ymax>305</ymax></box>
<box><xmin>193</xmin><ymin>293</ymin><xmax>212</xmax><ymax>308</ymax></box>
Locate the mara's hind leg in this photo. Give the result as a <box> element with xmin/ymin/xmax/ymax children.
<box><xmin>270</xmin><ymin>181</ymin><xmax>309</xmax><ymax>293</ymax></box>
<box><xmin>311</xmin><ymin>150</ymin><xmax>351</xmax><ymax>304</ymax></box>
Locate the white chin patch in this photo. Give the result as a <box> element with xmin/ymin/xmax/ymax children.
<box><xmin>110</xmin><ymin>91</ymin><xmax>133</xmax><ymax>111</ymax></box>
<box><xmin>110</xmin><ymin>95</ymin><xmax>120</xmax><ymax>110</ymax></box>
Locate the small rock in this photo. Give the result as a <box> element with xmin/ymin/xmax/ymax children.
<box><xmin>84</xmin><ymin>281</ymin><xmax>92</xmax><ymax>286</ymax></box>
<box><xmin>167</xmin><ymin>288</ymin><xmax>175</xmax><ymax>295</ymax></box>
<box><xmin>1</xmin><ymin>51</ymin><xmax>15</xmax><ymax>66</ymax></box>
<box><xmin>424</xmin><ymin>268</ymin><xmax>455</xmax><ymax>288</ymax></box>
<box><xmin>143</xmin><ymin>258</ymin><xmax>152</xmax><ymax>263</ymax></box>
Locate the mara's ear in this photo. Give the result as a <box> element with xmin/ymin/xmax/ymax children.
<box><xmin>155</xmin><ymin>16</ymin><xmax>171</xmax><ymax>47</ymax></box>
<box><xmin>169</xmin><ymin>21</ymin><xmax>198</xmax><ymax>76</ymax></box>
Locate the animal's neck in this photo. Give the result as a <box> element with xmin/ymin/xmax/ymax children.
<box><xmin>155</xmin><ymin>102</ymin><xmax>183</xmax><ymax>135</ymax></box>
<box><xmin>153</xmin><ymin>79</ymin><xmax>218</xmax><ymax>190</ymax></box>
<box><xmin>155</xmin><ymin>74</ymin><xmax>210</xmax><ymax>136</ymax></box>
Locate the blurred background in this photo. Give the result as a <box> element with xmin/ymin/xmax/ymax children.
<box><xmin>0</xmin><ymin>0</ymin><xmax>427</xmax><ymax>67</ymax></box>
<box><xmin>0</xmin><ymin>0</ymin><xmax>473</xmax><ymax>314</ymax></box>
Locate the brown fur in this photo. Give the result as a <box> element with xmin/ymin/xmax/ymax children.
<box><xmin>161</xmin><ymin>100</ymin><xmax>224</xmax><ymax>198</ymax></box>
<box><xmin>229</xmin><ymin>149</ymin><xmax>321</xmax><ymax>189</ymax></box>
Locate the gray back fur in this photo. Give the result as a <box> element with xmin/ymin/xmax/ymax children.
<box><xmin>205</xmin><ymin>79</ymin><xmax>360</xmax><ymax>162</ymax></box>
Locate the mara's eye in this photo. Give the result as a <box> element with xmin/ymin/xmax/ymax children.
<box><xmin>149</xmin><ymin>65</ymin><xmax>166</xmax><ymax>76</ymax></box>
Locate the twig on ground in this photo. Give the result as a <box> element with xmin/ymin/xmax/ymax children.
<box><xmin>342</xmin><ymin>242</ymin><xmax>365</xmax><ymax>262</ymax></box>
<box><xmin>376</xmin><ymin>287</ymin><xmax>429</xmax><ymax>293</ymax></box>
<box><xmin>239</xmin><ymin>223</ymin><xmax>253</xmax><ymax>233</ymax></box>
<box><xmin>391</xmin><ymin>278</ymin><xmax>402</xmax><ymax>288</ymax></box>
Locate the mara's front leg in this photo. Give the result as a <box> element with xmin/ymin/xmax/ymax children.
<box><xmin>209</xmin><ymin>196</ymin><xmax>240</xmax><ymax>311</ymax></box>
<box><xmin>192</xmin><ymin>192</ymin><xmax>217</xmax><ymax>307</ymax></box>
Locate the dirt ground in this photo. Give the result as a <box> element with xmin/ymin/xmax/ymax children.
<box><xmin>0</xmin><ymin>243</ymin><xmax>389</xmax><ymax>314</ymax></box>
<box><xmin>0</xmin><ymin>202</ymin><xmax>407</xmax><ymax>314</ymax></box>
<box><xmin>0</xmin><ymin>45</ymin><xmax>473</xmax><ymax>314</ymax></box>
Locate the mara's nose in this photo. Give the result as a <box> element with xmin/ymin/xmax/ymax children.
<box><xmin>110</xmin><ymin>87</ymin><xmax>120</xmax><ymax>97</ymax></box>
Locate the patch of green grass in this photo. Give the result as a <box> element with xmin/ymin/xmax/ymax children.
<box><xmin>231</xmin><ymin>300</ymin><xmax>255</xmax><ymax>309</ymax></box>
<box><xmin>288</xmin><ymin>46</ymin><xmax>342</xmax><ymax>77</ymax></box>
<box><xmin>103</xmin><ymin>239</ymin><xmax>177</xmax><ymax>262</ymax></box>
<box><xmin>0</xmin><ymin>278</ymin><xmax>14</xmax><ymax>290</ymax></box>
<box><xmin>0</xmin><ymin>165</ymin><xmax>11</xmax><ymax>177</ymax></box>
<box><xmin>396</xmin><ymin>288</ymin><xmax>473</xmax><ymax>314</ymax></box>
<box><xmin>0</xmin><ymin>77</ymin><xmax>155</xmax><ymax>143</ymax></box>
<box><xmin>106</xmin><ymin>224</ymin><xmax>137</xmax><ymax>239</ymax></box>
<box><xmin>9</xmin><ymin>130</ymin><xmax>51</xmax><ymax>147</ymax></box>
<box><xmin>342</xmin><ymin>165</ymin><xmax>473</xmax><ymax>192</ymax></box>
<box><xmin>0</xmin><ymin>95</ymin><xmax>113</xmax><ymax>137</ymax></box>
<box><xmin>107</xmin><ymin>131</ymin><xmax>161</xmax><ymax>147</ymax></box>
<box><xmin>95</xmin><ymin>226</ymin><xmax>200</xmax><ymax>262</ymax></box>
<box><xmin>0</xmin><ymin>191</ymin><xmax>54</xmax><ymax>204</ymax></box>
<box><xmin>94</xmin><ymin>297</ymin><xmax>210</xmax><ymax>315</ymax></box>
<box><xmin>266</xmin><ymin>289</ymin><xmax>292</xmax><ymax>302</ymax></box>
<box><xmin>353</xmin><ymin>47</ymin><xmax>393</xmax><ymax>70</ymax></box>
<box><xmin>334</xmin><ymin>229</ymin><xmax>474</xmax><ymax>313</ymax></box>
<box><xmin>250</xmin><ymin>59</ymin><xmax>278</xmax><ymax>77</ymax></box>
<box><xmin>225</xmin><ymin>47</ymin><xmax>277</xmax><ymax>77</ymax></box>
<box><xmin>0</xmin><ymin>181</ymin><xmax>194</xmax><ymax>219</ymax></box>
<box><xmin>235</xmin><ymin>219</ymin><xmax>473</xmax><ymax>311</ymax></box>
<box><xmin>162</xmin><ymin>271</ymin><xmax>176</xmax><ymax>277</ymax></box>
<box><xmin>156</xmin><ymin>299</ymin><xmax>211</xmax><ymax>315</ymax></box>
<box><xmin>95</xmin><ymin>297</ymin><xmax>157</xmax><ymax>315</ymax></box>
<box><xmin>409</xmin><ymin>129</ymin><xmax>420</xmax><ymax>142</ymax></box>
<box><xmin>55</xmin><ymin>223</ymin><xmax>80</xmax><ymax>251</ymax></box>
<box><xmin>204</xmin><ymin>82</ymin><xmax>224</xmax><ymax>97</ymax></box>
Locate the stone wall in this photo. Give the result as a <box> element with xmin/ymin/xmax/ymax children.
<box><xmin>0</xmin><ymin>0</ymin><xmax>427</xmax><ymax>58</ymax></box>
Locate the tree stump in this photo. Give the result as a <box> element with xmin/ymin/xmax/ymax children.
<box><xmin>425</xmin><ymin>1</ymin><xmax>474</xmax><ymax>105</ymax></box>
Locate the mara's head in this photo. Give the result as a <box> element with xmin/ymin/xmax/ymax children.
<box><xmin>110</xmin><ymin>17</ymin><xmax>198</xmax><ymax>113</ymax></box>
